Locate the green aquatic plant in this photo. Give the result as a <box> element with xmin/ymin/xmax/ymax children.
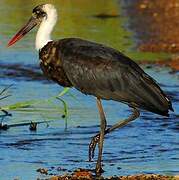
<box><xmin>56</xmin><ymin>97</ymin><xmax>68</xmax><ymax>130</ymax></box>
<box><xmin>0</xmin><ymin>86</ymin><xmax>70</xmax><ymax>129</ymax></box>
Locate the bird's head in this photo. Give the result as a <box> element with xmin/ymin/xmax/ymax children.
<box><xmin>8</xmin><ymin>4</ymin><xmax>57</xmax><ymax>47</ymax></box>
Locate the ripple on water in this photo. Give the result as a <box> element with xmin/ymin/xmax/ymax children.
<box><xmin>0</xmin><ymin>1</ymin><xmax>179</xmax><ymax>179</ymax></box>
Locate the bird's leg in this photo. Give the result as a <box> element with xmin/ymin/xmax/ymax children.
<box><xmin>95</xmin><ymin>98</ymin><xmax>107</xmax><ymax>175</ymax></box>
<box><xmin>89</xmin><ymin>107</ymin><xmax>140</xmax><ymax>161</ymax></box>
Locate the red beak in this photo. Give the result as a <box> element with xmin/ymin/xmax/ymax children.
<box><xmin>8</xmin><ymin>17</ymin><xmax>38</xmax><ymax>47</ymax></box>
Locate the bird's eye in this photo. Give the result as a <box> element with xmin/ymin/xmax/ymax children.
<box><xmin>42</xmin><ymin>12</ymin><xmax>46</xmax><ymax>17</ymax></box>
<box><xmin>36</xmin><ymin>10</ymin><xmax>40</xmax><ymax>14</ymax></box>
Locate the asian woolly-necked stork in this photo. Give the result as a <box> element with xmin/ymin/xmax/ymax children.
<box><xmin>8</xmin><ymin>4</ymin><xmax>173</xmax><ymax>175</ymax></box>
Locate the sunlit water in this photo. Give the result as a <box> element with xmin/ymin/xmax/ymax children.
<box><xmin>0</xmin><ymin>1</ymin><xmax>179</xmax><ymax>180</ymax></box>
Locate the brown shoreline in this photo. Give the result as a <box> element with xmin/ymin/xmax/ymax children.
<box><xmin>37</xmin><ymin>168</ymin><xmax>179</xmax><ymax>180</ymax></box>
<box><xmin>48</xmin><ymin>174</ymin><xmax>179</xmax><ymax>180</ymax></box>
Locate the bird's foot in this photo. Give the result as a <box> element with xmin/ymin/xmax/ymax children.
<box><xmin>89</xmin><ymin>133</ymin><xmax>100</xmax><ymax>161</ymax></box>
<box><xmin>95</xmin><ymin>163</ymin><xmax>104</xmax><ymax>176</ymax></box>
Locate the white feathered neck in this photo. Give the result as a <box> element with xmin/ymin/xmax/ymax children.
<box><xmin>35</xmin><ymin>4</ymin><xmax>57</xmax><ymax>50</ymax></box>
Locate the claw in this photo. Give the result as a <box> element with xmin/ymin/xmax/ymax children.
<box><xmin>89</xmin><ymin>134</ymin><xmax>100</xmax><ymax>161</ymax></box>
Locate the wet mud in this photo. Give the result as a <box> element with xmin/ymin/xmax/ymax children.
<box><xmin>37</xmin><ymin>168</ymin><xmax>179</xmax><ymax>180</ymax></box>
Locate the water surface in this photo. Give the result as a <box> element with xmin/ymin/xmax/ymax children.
<box><xmin>0</xmin><ymin>1</ymin><xmax>178</xmax><ymax>180</ymax></box>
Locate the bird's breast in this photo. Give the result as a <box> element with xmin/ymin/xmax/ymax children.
<box><xmin>39</xmin><ymin>42</ymin><xmax>72</xmax><ymax>87</ymax></box>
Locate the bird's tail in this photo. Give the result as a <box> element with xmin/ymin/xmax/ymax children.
<box><xmin>137</xmin><ymin>74</ymin><xmax>174</xmax><ymax>117</ymax></box>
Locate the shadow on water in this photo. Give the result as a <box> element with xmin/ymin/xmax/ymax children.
<box><xmin>0</xmin><ymin>63</ymin><xmax>49</xmax><ymax>82</ymax></box>
<box><xmin>0</xmin><ymin>0</ymin><xmax>178</xmax><ymax>180</ymax></box>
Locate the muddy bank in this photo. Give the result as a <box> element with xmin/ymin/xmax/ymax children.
<box><xmin>37</xmin><ymin>169</ymin><xmax>179</xmax><ymax>180</ymax></box>
<box><xmin>47</xmin><ymin>175</ymin><xmax>179</xmax><ymax>180</ymax></box>
<box><xmin>121</xmin><ymin>0</ymin><xmax>179</xmax><ymax>70</ymax></box>
<box><xmin>122</xmin><ymin>0</ymin><xmax>179</xmax><ymax>52</ymax></box>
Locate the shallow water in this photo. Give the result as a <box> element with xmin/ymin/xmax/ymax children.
<box><xmin>0</xmin><ymin>1</ymin><xmax>179</xmax><ymax>180</ymax></box>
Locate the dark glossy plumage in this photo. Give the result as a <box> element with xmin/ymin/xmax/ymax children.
<box><xmin>39</xmin><ymin>38</ymin><xmax>173</xmax><ymax>116</ymax></box>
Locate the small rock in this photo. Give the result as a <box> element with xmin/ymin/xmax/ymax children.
<box><xmin>49</xmin><ymin>176</ymin><xmax>59</xmax><ymax>180</ymax></box>
<box><xmin>56</xmin><ymin>166</ymin><xmax>67</xmax><ymax>171</ymax></box>
<box><xmin>139</xmin><ymin>4</ymin><xmax>147</xmax><ymax>9</ymax></box>
<box><xmin>73</xmin><ymin>169</ymin><xmax>93</xmax><ymax>179</ymax></box>
<box><xmin>37</xmin><ymin>168</ymin><xmax>48</xmax><ymax>175</ymax></box>
<box><xmin>29</xmin><ymin>122</ymin><xmax>37</xmax><ymax>131</ymax></box>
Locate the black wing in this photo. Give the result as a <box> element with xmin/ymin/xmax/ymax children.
<box><xmin>58</xmin><ymin>38</ymin><xmax>173</xmax><ymax>116</ymax></box>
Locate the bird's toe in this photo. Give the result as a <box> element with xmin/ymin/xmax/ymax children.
<box><xmin>88</xmin><ymin>134</ymin><xmax>100</xmax><ymax>161</ymax></box>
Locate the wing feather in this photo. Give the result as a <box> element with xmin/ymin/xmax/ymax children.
<box><xmin>57</xmin><ymin>38</ymin><xmax>172</xmax><ymax>115</ymax></box>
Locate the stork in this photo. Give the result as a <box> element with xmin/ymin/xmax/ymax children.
<box><xmin>8</xmin><ymin>4</ymin><xmax>173</xmax><ymax>175</ymax></box>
